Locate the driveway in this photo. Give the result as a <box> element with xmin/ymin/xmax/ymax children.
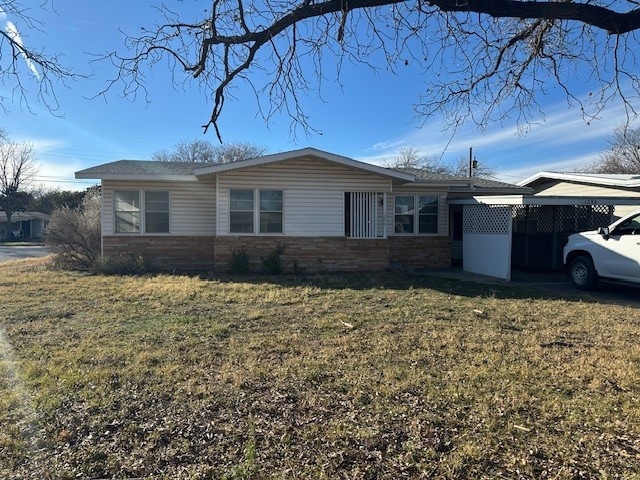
<box><xmin>423</xmin><ymin>267</ymin><xmax>640</xmax><ymax>308</ymax></box>
<box><xmin>510</xmin><ymin>268</ymin><xmax>640</xmax><ymax>308</ymax></box>
<box><xmin>0</xmin><ymin>245</ymin><xmax>51</xmax><ymax>263</ymax></box>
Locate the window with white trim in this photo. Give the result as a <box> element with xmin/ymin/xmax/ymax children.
<box><xmin>259</xmin><ymin>190</ymin><xmax>283</xmax><ymax>233</ymax></box>
<box><xmin>230</xmin><ymin>189</ymin><xmax>255</xmax><ymax>233</ymax></box>
<box><xmin>114</xmin><ymin>190</ymin><xmax>169</xmax><ymax>234</ymax></box>
<box><xmin>394</xmin><ymin>195</ymin><xmax>438</xmax><ymax>234</ymax></box>
<box><xmin>230</xmin><ymin>189</ymin><xmax>283</xmax><ymax>234</ymax></box>
<box><xmin>144</xmin><ymin>191</ymin><xmax>170</xmax><ymax>233</ymax></box>
<box><xmin>115</xmin><ymin>191</ymin><xmax>141</xmax><ymax>233</ymax></box>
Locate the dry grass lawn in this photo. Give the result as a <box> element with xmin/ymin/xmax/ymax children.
<box><xmin>1</xmin><ymin>257</ymin><xmax>639</xmax><ymax>479</ymax></box>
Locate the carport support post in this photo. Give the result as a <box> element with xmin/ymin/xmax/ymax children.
<box><xmin>552</xmin><ymin>206</ymin><xmax>558</xmax><ymax>269</ymax></box>
<box><xmin>524</xmin><ymin>205</ymin><xmax>530</xmax><ymax>266</ymax></box>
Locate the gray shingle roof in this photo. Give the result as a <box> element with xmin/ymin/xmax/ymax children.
<box><xmin>391</xmin><ymin>167</ymin><xmax>526</xmax><ymax>190</ymax></box>
<box><xmin>76</xmin><ymin>158</ymin><xmax>525</xmax><ymax>193</ymax></box>
<box><xmin>76</xmin><ymin>160</ymin><xmax>201</xmax><ymax>177</ymax></box>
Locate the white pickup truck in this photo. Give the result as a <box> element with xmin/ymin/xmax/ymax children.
<box><xmin>563</xmin><ymin>209</ymin><xmax>640</xmax><ymax>290</ymax></box>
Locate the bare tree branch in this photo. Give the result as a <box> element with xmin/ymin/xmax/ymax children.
<box><xmin>585</xmin><ymin>124</ymin><xmax>640</xmax><ymax>173</ymax></box>
<box><xmin>0</xmin><ymin>1</ymin><xmax>78</xmax><ymax>114</ymax></box>
<box><xmin>99</xmin><ymin>0</ymin><xmax>640</xmax><ymax>141</ymax></box>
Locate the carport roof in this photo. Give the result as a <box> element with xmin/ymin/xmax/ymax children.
<box><xmin>518</xmin><ymin>171</ymin><xmax>640</xmax><ymax>188</ymax></box>
<box><xmin>449</xmin><ymin>195</ymin><xmax>640</xmax><ymax>206</ymax></box>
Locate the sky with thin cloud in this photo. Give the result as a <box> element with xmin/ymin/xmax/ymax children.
<box><xmin>1</xmin><ymin>1</ymin><xmax>637</xmax><ymax>191</ymax></box>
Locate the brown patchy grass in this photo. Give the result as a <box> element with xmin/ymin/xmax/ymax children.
<box><xmin>1</xmin><ymin>257</ymin><xmax>639</xmax><ymax>479</ymax></box>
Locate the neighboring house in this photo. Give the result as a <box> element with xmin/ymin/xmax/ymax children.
<box><xmin>446</xmin><ymin>171</ymin><xmax>640</xmax><ymax>280</ymax></box>
<box><xmin>519</xmin><ymin>171</ymin><xmax>640</xmax><ymax>219</ymax></box>
<box><xmin>0</xmin><ymin>211</ymin><xmax>50</xmax><ymax>240</ymax></box>
<box><xmin>512</xmin><ymin>172</ymin><xmax>640</xmax><ymax>270</ymax></box>
<box><xmin>75</xmin><ymin>147</ymin><xmax>528</xmax><ymax>273</ymax></box>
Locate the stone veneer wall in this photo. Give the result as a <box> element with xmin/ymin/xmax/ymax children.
<box><xmin>102</xmin><ymin>236</ymin><xmax>216</xmax><ymax>271</ymax></box>
<box><xmin>214</xmin><ymin>236</ymin><xmax>389</xmax><ymax>273</ymax></box>
<box><xmin>388</xmin><ymin>236</ymin><xmax>451</xmax><ymax>269</ymax></box>
<box><xmin>102</xmin><ymin>235</ymin><xmax>451</xmax><ymax>273</ymax></box>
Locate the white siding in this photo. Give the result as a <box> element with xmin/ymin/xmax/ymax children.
<box><xmin>533</xmin><ymin>181</ymin><xmax>640</xmax><ymax>198</ymax></box>
<box><xmin>532</xmin><ymin>181</ymin><xmax>640</xmax><ymax>220</ymax></box>
<box><xmin>102</xmin><ymin>180</ymin><xmax>216</xmax><ymax>235</ymax></box>
<box><xmin>216</xmin><ymin>157</ymin><xmax>391</xmax><ymax>236</ymax></box>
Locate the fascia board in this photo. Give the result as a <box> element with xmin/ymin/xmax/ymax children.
<box><xmin>74</xmin><ymin>173</ymin><xmax>199</xmax><ymax>182</ymax></box>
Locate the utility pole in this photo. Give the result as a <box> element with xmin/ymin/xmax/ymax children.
<box><xmin>468</xmin><ymin>147</ymin><xmax>478</xmax><ymax>177</ymax></box>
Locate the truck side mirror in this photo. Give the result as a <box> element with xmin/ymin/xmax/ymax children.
<box><xmin>597</xmin><ymin>226</ymin><xmax>610</xmax><ymax>238</ymax></box>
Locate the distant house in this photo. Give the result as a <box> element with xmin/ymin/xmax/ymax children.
<box><xmin>518</xmin><ymin>172</ymin><xmax>640</xmax><ymax>220</ymax></box>
<box><xmin>75</xmin><ymin>147</ymin><xmax>527</xmax><ymax>273</ymax></box>
<box><xmin>0</xmin><ymin>211</ymin><xmax>50</xmax><ymax>240</ymax></box>
<box><xmin>444</xmin><ymin>171</ymin><xmax>640</xmax><ymax>279</ymax></box>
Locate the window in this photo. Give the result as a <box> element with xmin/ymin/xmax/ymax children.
<box><xmin>114</xmin><ymin>190</ymin><xmax>170</xmax><ymax>234</ymax></box>
<box><xmin>418</xmin><ymin>196</ymin><xmax>438</xmax><ymax>234</ymax></box>
<box><xmin>260</xmin><ymin>190</ymin><xmax>283</xmax><ymax>233</ymax></box>
<box><xmin>616</xmin><ymin>213</ymin><xmax>640</xmax><ymax>235</ymax></box>
<box><xmin>145</xmin><ymin>191</ymin><xmax>170</xmax><ymax>233</ymax></box>
<box><xmin>230</xmin><ymin>189</ymin><xmax>283</xmax><ymax>234</ymax></box>
<box><xmin>394</xmin><ymin>196</ymin><xmax>415</xmax><ymax>234</ymax></box>
<box><xmin>230</xmin><ymin>189</ymin><xmax>255</xmax><ymax>233</ymax></box>
<box><xmin>394</xmin><ymin>195</ymin><xmax>438</xmax><ymax>234</ymax></box>
<box><xmin>115</xmin><ymin>191</ymin><xmax>141</xmax><ymax>233</ymax></box>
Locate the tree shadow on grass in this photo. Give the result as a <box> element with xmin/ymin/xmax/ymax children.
<box><xmin>195</xmin><ymin>269</ymin><xmax>640</xmax><ymax>307</ymax></box>
<box><xmin>198</xmin><ymin>270</ymin><xmax>553</xmax><ymax>300</ymax></box>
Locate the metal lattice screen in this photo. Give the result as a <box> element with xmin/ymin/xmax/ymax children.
<box><xmin>512</xmin><ymin>205</ymin><xmax>612</xmax><ymax>234</ymax></box>
<box><xmin>463</xmin><ymin>205</ymin><xmax>510</xmax><ymax>235</ymax></box>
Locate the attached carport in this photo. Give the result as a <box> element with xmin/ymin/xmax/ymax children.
<box><xmin>449</xmin><ymin>195</ymin><xmax>640</xmax><ymax>281</ymax></box>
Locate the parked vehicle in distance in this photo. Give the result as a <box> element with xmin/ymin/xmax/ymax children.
<box><xmin>563</xmin><ymin>209</ymin><xmax>640</xmax><ymax>290</ymax></box>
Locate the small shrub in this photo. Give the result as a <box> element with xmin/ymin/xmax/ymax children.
<box><xmin>96</xmin><ymin>254</ymin><xmax>151</xmax><ymax>275</ymax></box>
<box><xmin>261</xmin><ymin>244</ymin><xmax>285</xmax><ymax>274</ymax></box>
<box><xmin>230</xmin><ymin>247</ymin><xmax>250</xmax><ymax>274</ymax></box>
<box><xmin>46</xmin><ymin>195</ymin><xmax>101</xmax><ymax>271</ymax></box>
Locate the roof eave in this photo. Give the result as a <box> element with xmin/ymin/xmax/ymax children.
<box><xmin>74</xmin><ymin>173</ymin><xmax>199</xmax><ymax>182</ymax></box>
<box><xmin>449</xmin><ymin>186</ymin><xmax>532</xmax><ymax>194</ymax></box>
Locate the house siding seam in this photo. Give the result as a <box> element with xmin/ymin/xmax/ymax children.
<box><xmin>102</xmin><ymin>235</ymin><xmax>451</xmax><ymax>273</ymax></box>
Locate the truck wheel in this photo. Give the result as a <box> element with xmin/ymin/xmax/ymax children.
<box><xmin>569</xmin><ymin>256</ymin><xmax>599</xmax><ymax>290</ymax></box>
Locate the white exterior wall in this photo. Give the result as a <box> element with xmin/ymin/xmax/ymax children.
<box><xmin>533</xmin><ymin>181</ymin><xmax>640</xmax><ymax>198</ymax></box>
<box><xmin>462</xmin><ymin>205</ymin><xmax>512</xmax><ymax>281</ymax></box>
<box><xmin>216</xmin><ymin>157</ymin><xmax>391</xmax><ymax>236</ymax></box>
<box><xmin>389</xmin><ymin>184</ymin><xmax>450</xmax><ymax>236</ymax></box>
<box><xmin>531</xmin><ymin>181</ymin><xmax>640</xmax><ymax>220</ymax></box>
<box><xmin>102</xmin><ymin>180</ymin><xmax>216</xmax><ymax>235</ymax></box>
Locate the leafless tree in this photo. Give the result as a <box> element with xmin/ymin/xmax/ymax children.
<box><xmin>586</xmin><ymin>125</ymin><xmax>640</xmax><ymax>174</ymax></box>
<box><xmin>0</xmin><ymin>2</ymin><xmax>75</xmax><ymax>113</ymax></box>
<box><xmin>383</xmin><ymin>146</ymin><xmax>450</xmax><ymax>174</ymax></box>
<box><xmin>384</xmin><ymin>146</ymin><xmax>496</xmax><ymax>178</ymax></box>
<box><xmin>152</xmin><ymin>139</ymin><xmax>265</xmax><ymax>163</ymax></box>
<box><xmin>0</xmin><ymin>138</ymin><xmax>39</xmax><ymax>238</ymax></box>
<box><xmin>100</xmin><ymin>0</ymin><xmax>640</xmax><ymax>141</ymax></box>
<box><xmin>451</xmin><ymin>156</ymin><xmax>497</xmax><ymax>179</ymax></box>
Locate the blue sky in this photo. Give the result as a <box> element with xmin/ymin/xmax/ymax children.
<box><xmin>1</xmin><ymin>1</ymin><xmax>637</xmax><ymax>191</ymax></box>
